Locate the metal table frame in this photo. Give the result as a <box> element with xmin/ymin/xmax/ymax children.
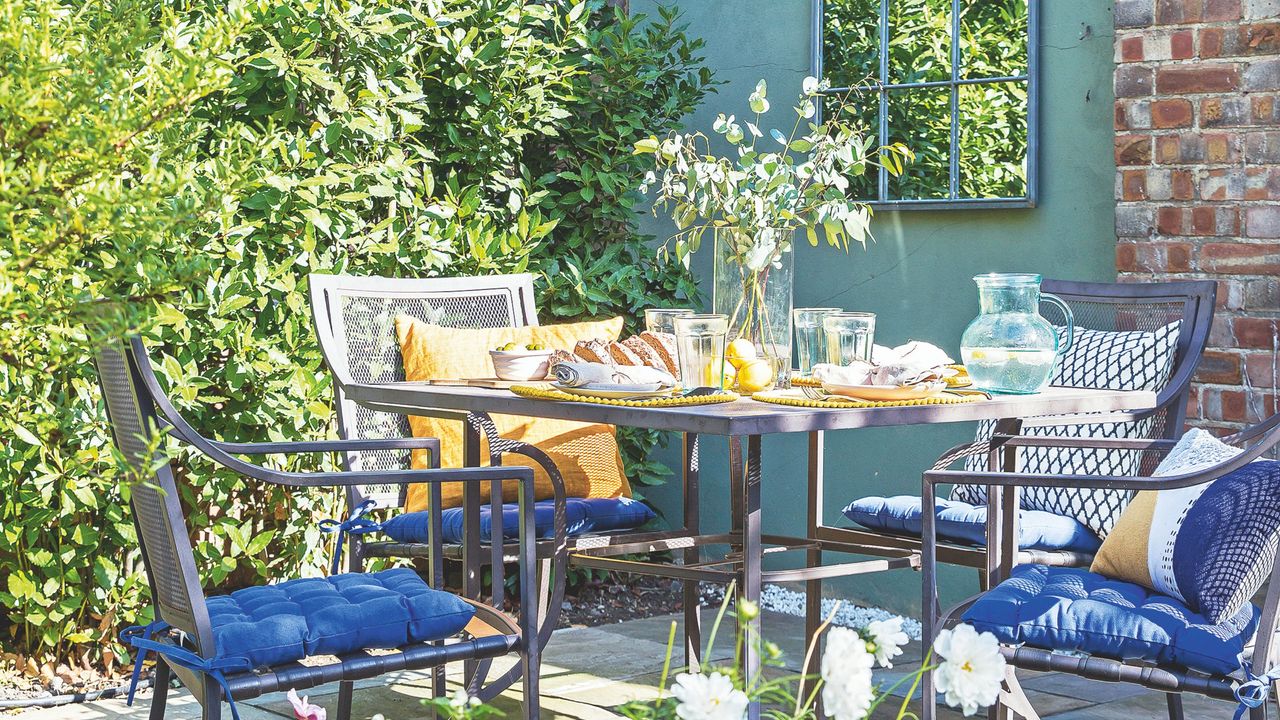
<box><xmin>344</xmin><ymin>382</ymin><xmax>1156</xmax><ymax>713</ymax></box>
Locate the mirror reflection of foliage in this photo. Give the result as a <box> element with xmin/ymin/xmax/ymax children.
<box><xmin>822</xmin><ymin>0</ymin><xmax>1030</xmax><ymax>200</ymax></box>
<box><xmin>0</xmin><ymin>0</ymin><xmax>712</xmax><ymax>673</ymax></box>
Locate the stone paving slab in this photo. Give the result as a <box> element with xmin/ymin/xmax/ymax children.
<box><xmin>10</xmin><ymin>609</ymin><xmax>1246</xmax><ymax>719</ymax></box>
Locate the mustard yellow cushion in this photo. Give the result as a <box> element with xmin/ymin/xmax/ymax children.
<box><xmin>395</xmin><ymin>315</ymin><xmax>630</xmax><ymax>512</ymax></box>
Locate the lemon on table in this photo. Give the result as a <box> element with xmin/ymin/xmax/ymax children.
<box><xmin>737</xmin><ymin>359</ymin><xmax>775</xmax><ymax>393</ymax></box>
<box><xmin>703</xmin><ymin>360</ymin><xmax>737</xmax><ymax>390</ymax></box>
<box><xmin>726</xmin><ymin>338</ymin><xmax>757</xmax><ymax>369</ymax></box>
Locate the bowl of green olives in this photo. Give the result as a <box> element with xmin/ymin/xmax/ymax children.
<box><xmin>489</xmin><ymin>343</ymin><xmax>555</xmax><ymax>381</ymax></box>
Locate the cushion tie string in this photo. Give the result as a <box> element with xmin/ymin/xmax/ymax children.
<box><xmin>1234</xmin><ymin>661</ymin><xmax>1280</xmax><ymax>719</ymax></box>
<box><xmin>120</xmin><ymin>622</ymin><xmax>253</xmax><ymax>720</ymax></box>
<box><xmin>318</xmin><ymin>499</ymin><xmax>382</xmax><ymax>575</ymax></box>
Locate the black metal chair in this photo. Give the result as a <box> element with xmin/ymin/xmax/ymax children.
<box><xmin>831</xmin><ymin>278</ymin><xmax>1217</xmax><ymax>574</ymax></box>
<box><xmin>920</xmin><ymin>412</ymin><xmax>1280</xmax><ymax>720</ymax></box>
<box><xmin>96</xmin><ymin>336</ymin><xmax>541</xmax><ymax>720</ymax></box>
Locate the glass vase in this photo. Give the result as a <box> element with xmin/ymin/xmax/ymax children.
<box><xmin>712</xmin><ymin>229</ymin><xmax>794</xmax><ymax>391</ymax></box>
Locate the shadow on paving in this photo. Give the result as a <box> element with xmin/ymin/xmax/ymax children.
<box><xmin>11</xmin><ymin>609</ymin><xmax>1243</xmax><ymax>719</ymax></box>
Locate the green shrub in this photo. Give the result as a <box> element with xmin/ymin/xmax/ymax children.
<box><xmin>0</xmin><ymin>0</ymin><xmax>712</xmax><ymax>672</ymax></box>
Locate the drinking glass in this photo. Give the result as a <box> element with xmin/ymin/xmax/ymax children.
<box><xmin>674</xmin><ymin>314</ymin><xmax>729</xmax><ymax>389</ymax></box>
<box><xmin>792</xmin><ymin>307</ymin><xmax>841</xmax><ymax>377</ymax></box>
<box><xmin>824</xmin><ymin>312</ymin><xmax>876</xmax><ymax>366</ymax></box>
<box><xmin>645</xmin><ymin>308</ymin><xmax>695</xmax><ymax>335</ymax></box>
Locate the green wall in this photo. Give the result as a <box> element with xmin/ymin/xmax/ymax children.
<box><xmin>630</xmin><ymin>0</ymin><xmax>1118</xmax><ymax>615</ymax></box>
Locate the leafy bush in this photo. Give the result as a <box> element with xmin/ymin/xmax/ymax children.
<box><xmin>0</xmin><ymin>0</ymin><xmax>711</xmax><ymax>672</ymax></box>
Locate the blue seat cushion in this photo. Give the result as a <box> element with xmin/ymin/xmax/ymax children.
<box><xmin>381</xmin><ymin>497</ymin><xmax>656</xmax><ymax>544</ymax></box>
<box><xmin>204</xmin><ymin>568</ymin><xmax>473</xmax><ymax>669</ymax></box>
<box><xmin>843</xmin><ymin>495</ymin><xmax>1102</xmax><ymax>553</ymax></box>
<box><xmin>963</xmin><ymin>564</ymin><xmax>1259</xmax><ymax>677</ymax></box>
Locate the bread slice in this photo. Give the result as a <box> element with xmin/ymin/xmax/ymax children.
<box><xmin>549</xmin><ymin>349</ymin><xmax>576</xmax><ymax>367</ymax></box>
<box><xmin>608</xmin><ymin>341</ymin><xmax>642</xmax><ymax>366</ymax></box>
<box><xmin>639</xmin><ymin>331</ymin><xmax>679</xmax><ymax>378</ymax></box>
<box><xmin>622</xmin><ymin>336</ymin><xmax>664</xmax><ymax>370</ymax></box>
<box><xmin>573</xmin><ymin>339</ymin><xmax>613</xmax><ymax>364</ymax></box>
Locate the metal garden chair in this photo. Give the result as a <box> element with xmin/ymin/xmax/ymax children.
<box><xmin>308</xmin><ymin>273</ymin><xmax>678</xmax><ymax>682</ymax></box>
<box><xmin>920</xmin><ymin>411</ymin><xmax>1280</xmax><ymax>720</ymax></box>
<box><xmin>96</xmin><ymin>336</ymin><xmax>541</xmax><ymax>720</ymax></box>
<box><xmin>832</xmin><ymin>278</ymin><xmax>1216</xmax><ymax>576</ymax></box>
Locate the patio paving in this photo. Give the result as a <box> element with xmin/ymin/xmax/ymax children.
<box><xmin>12</xmin><ymin>609</ymin><xmax>1242</xmax><ymax>719</ymax></box>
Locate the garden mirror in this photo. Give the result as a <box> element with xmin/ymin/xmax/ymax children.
<box><xmin>817</xmin><ymin>0</ymin><xmax>1038</xmax><ymax>209</ymax></box>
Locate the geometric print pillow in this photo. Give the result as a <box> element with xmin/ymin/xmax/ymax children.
<box><xmin>1092</xmin><ymin>453</ymin><xmax>1280</xmax><ymax>625</ymax></box>
<box><xmin>951</xmin><ymin>321</ymin><xmax>1181</xmax><ymax>540</ymax></box>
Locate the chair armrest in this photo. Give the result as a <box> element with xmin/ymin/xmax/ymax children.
<box><xmin>212</xmin><ymin>436</ymin><xmax>442</xmax><ymax>457</ymax></box>
<box><xmin>928</xmin><ymin>435</ymin><xmax>1175</xmax><ymax>473</ymax></box>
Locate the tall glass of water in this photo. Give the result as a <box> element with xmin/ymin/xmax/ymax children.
<box><xmin>824</xmin><ymin>312</ymin><xmax>876</xmax><ymax>366</ymax></box>
<box><xmin>645</xmin><ymin>308</ymin><xmax>695</xmax><ymax>335</ymax></box>
<box><xmin>673</xmin><ymin>314</ymin><xmax>729</xmax><ymax>389</ymax></box>
<box><xmin>792</xmin><ymin>307</ymin><xmax>841</xmax><ymax>378</ymax></box>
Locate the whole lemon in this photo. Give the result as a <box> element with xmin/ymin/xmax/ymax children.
<box><xmin>737</xmin><ymin>359</ymin><xmax>775</xmax><ymax>393</ymax></box>
<box><xmin>725</xmin><ymin>338</ymin><xmax>757</xmax><ymax>369</ymax></box>
<box><xmin>703</xmin><ymin>360</ymin><xmax>737</xmax><ymax>390</ymax></box>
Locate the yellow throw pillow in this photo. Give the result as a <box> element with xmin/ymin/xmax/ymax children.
<box><xmin>394</xmin><ymin>314</ymin><xmax>631</xmax><ymax>512</ymax></box>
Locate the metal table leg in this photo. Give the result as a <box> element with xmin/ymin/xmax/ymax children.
<box><xmin>805</xmin><ymin>431</ymin><xmax>825</xmax><ymax>716</ymax></box>
<box><xmin>683</xmin><ymin>433</ymin><xmax>703</xmax><ymax>667</ymax></box>
<box><xmin>463</xmin><ymin>422</ymin><xmax>483</xmax><ymax>693</ymax></box>
<box><xmin>738</xmin><ymin>435</ymin><xmax>764</xmax><ymax>720</ymax></box>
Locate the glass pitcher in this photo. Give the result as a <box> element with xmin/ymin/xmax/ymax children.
<box><xmin>960</xmin><ymin>273</ymin><xmax>1075</xmax><ymax>394</ymax></box>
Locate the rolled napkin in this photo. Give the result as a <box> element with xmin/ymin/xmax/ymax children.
<box><xmin>552</xmin><ymin>361</ymin><xmax>675</xmax><ymax>388</ymax></box>
<box><xmin>815</xmin><ymin>340</ymin><xmax>957</xmax><ymax>387</ymax></box>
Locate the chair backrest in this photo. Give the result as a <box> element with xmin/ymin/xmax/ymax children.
<box><xmin>95</xmin><ymin>341</ymin><xmax>215</xmax><ymax>653</ymax></box>
<box><xmin>309</xmin><ymin>273</ymin><xmax>539</xmax><ymax>507</ymax></box>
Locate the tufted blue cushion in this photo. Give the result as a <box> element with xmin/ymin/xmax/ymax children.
<box><xmin>843</xmin><ymin>496</ymin><xmax>1101</xmax><ymax>553</ymax></box>
<box><xmin>204</xmin><ymin>568</ymin><xmax>473</xmax><ymax>668</ymax></box>
<box><xmin>963</xmin><ymin>564</ymin><xmax>1259</xmax><ymax>677</ymax></box>
<box><xmin>380</xmin><ymin>497</ymin><xmax>655</xmax><ymax>544</ymax></box>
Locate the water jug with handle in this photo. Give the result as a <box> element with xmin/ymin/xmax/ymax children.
<box><xmin>960</xmin><ymin>273</ymin><xmax>1075</xmax><ymax>394</ymax></box>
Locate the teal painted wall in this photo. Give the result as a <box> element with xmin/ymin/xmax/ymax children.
<box><xmin>630</xmin><ymin>0</ymin><xmax>1118</xmax><ymax>615</ymax></box>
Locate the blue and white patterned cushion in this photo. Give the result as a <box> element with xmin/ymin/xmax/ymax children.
<box><xmin>952</xmin><ymin>321</ymin><xmax>1181</xmax><ymax>539</ymax></box>
<box><xmin>843</xmin><ymin>495</ymin><xmax>1101</xmax><ymax>553</ymax></box>
<box><xmin>964</xmin><ymin>564</ymin><xmax>1259</xmax><ymax>677</ymax></box>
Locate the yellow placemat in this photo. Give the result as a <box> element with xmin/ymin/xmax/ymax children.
<box><xmin>752</xmin><ymin>389</ymin><xmax>985</xmax><ymax>409</ymax></box>
<box><xmin>792</xmin><ymin>367</ymin><xmax>973</xmax><ymax>388</ymax></box>
<box><xmin>510</xmin><ymin>383</ymin><xmax>739</xmax><ymax>407</ymax></box>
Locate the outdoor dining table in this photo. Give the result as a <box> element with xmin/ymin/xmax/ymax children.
<box><xmin>342</xmin><ymin>381</ymin><xmax>1156</xmax><ymax>713</ymax></box>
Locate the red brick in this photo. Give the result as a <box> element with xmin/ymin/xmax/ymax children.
<box><xmin>1196</xmin><ymin>350</ymin><xmax>1243</xmax><ymax>384</ymax></box>
<box><xmin>1254</xmin><ymin>95</ymin><xmax>1280</xmax><ymax>125</ymax></box>
<box><xmin>1117</xmin><ymin>135</ymin><xmax>1153</xmax><ymax>165</ymax></box>
<box><xmin>1204</xmin><ymin>0</ymin><xmax>1242</xmax><ymax>21</ymax></box>
<box><xmin>1171</xmin><ymin>169</ymin><xmax>1195</xmax><ymax>199</ymax></box>
<box><xmin>1246</xmin><ymin>24</ymin><xmax>1280</xmax><ymax>55</ymax></box>
<box><xmin>1156</xmin><ymin>64</ymin><xmax>1241</xmax><ymax>93</ymax></box>
<box><xmin>1158</xmin><ymin>206</ymin><xmax>1185</xmax><ymax>234</ymax></box>
<box><xmin>1122</xmin><ymin>35</ymin><xmax>1146</xmax><ymax>62</ymax></box>
<box><xmin>1171</xmin><ymin>30</ymin><xmax>1195</xmax><ymax>59</ymax></box>
<box><xmin>1117</xmin><ymin>65</ymin><xmax>1155</xmax><ymax>97</ymax></box>
<box><xmin>1152</xmin><ymin>98</ymin><xmax>1194</xmax><ymax>127</ymax></box>
<box><xmin>1236</xmin><ymin>317</ymin><xmax>1280</xmax><ymax>349</ymax></box>
<box><xmin>1123</xmin><ymin>170</ymin><xmax>1148</xmax><ymax>200</ymax></box>
<box><xmin>1157</xmin><ymin>0</ymin><xmax>1204</xmax><ymax>23</ymax></box>
<box><xmin>1201</xmin><ymin>243</ymin><xmax>1280</xmax><ymax>273</ymax></box>
<box><xmin>1199</xmin><ymin>27</ymin><xmax>1225</xmax><ymax>57</ymax></box>
<box><xmin>1204</xmin><ymin>134</ymin><xmax>1234</xmax><ymax>163</ymax></box>
<box><xmin>1246</xmin><ymin>352</ymin><xmax>1280</xmax><ymax>388</ymax></box>
<box><xmin>1117</xmin><ymin>243</ymin><xmax>1139</xmax><ymax>272</ymax></box>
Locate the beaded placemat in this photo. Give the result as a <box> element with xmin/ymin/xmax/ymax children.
<box><xmin>751</xmin><ymin>389</ymin><xmax>985</xmax><ymax>409</ymax></box>
<box><xmin>510</xmin><ymin>383</ymin><xmax>739</xmax><ymax>407</ymax></box>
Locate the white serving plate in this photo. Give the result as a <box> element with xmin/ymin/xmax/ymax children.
<box><xmin>820</xmin><ymin>381</ymin><xmax>947</xmax><ymax>401</ymax></box>
<box><xmin>553</xmin><ymin>382</ymin><xmax>675</xmax><ymax>399</ymax></box>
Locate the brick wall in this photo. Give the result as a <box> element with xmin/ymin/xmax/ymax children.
<box><xmin>1114</xmin><ymin>0</ymin><xmax>1280</xmax><ymax>433</ymax></box>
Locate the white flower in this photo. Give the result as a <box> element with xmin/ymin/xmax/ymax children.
<box><xmin>670</xmin><ymin>671</ymin><xmax>749</xmax><ymax>720</ymax></box>
<box><xmin>448</xmin><ymin>689</ymin><xmax>481</xmax><ymax>710</ymax></box>
<box><xmin>742</xmin><ymin>228</ymin><xmax>778</xmax><ymax>271</ymax></box>
<box><xmin>802</xmin><ymin>76</ymin><xmax>820</xmax><ymax>96</ymax></box>
<box><xmin>865</xmin><ymin>617</ymin><xmax>910</xmax><ymax>668</ymax></box>
<box><xmin>286</xmin><ymin>688</ymin><xmax>326</xmax><ymax>720</ymax></box>
<box><xmin>933</xmin><ymin>625</ymin><xmax>1006</xmax><ymax>716</ymax></box>
<box><xmin>820</xmin><ymin>627</ymin><xmax>875</xmax><ymax>720</ymax></box>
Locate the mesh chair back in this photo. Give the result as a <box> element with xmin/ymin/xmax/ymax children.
<box><xmin>95</xmin><ymin>342</ymin><xmax>212</xmax><ymax>648</ymax></box>
<box><xmin>309</xmin><ymin>274</ymin><xmax>539</xmax><ymax>507</ymax></box>
<box><xmin>953</xmin><ymin>279</ymin><xmax>1216</xmax><ymax>536</ymax></box>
